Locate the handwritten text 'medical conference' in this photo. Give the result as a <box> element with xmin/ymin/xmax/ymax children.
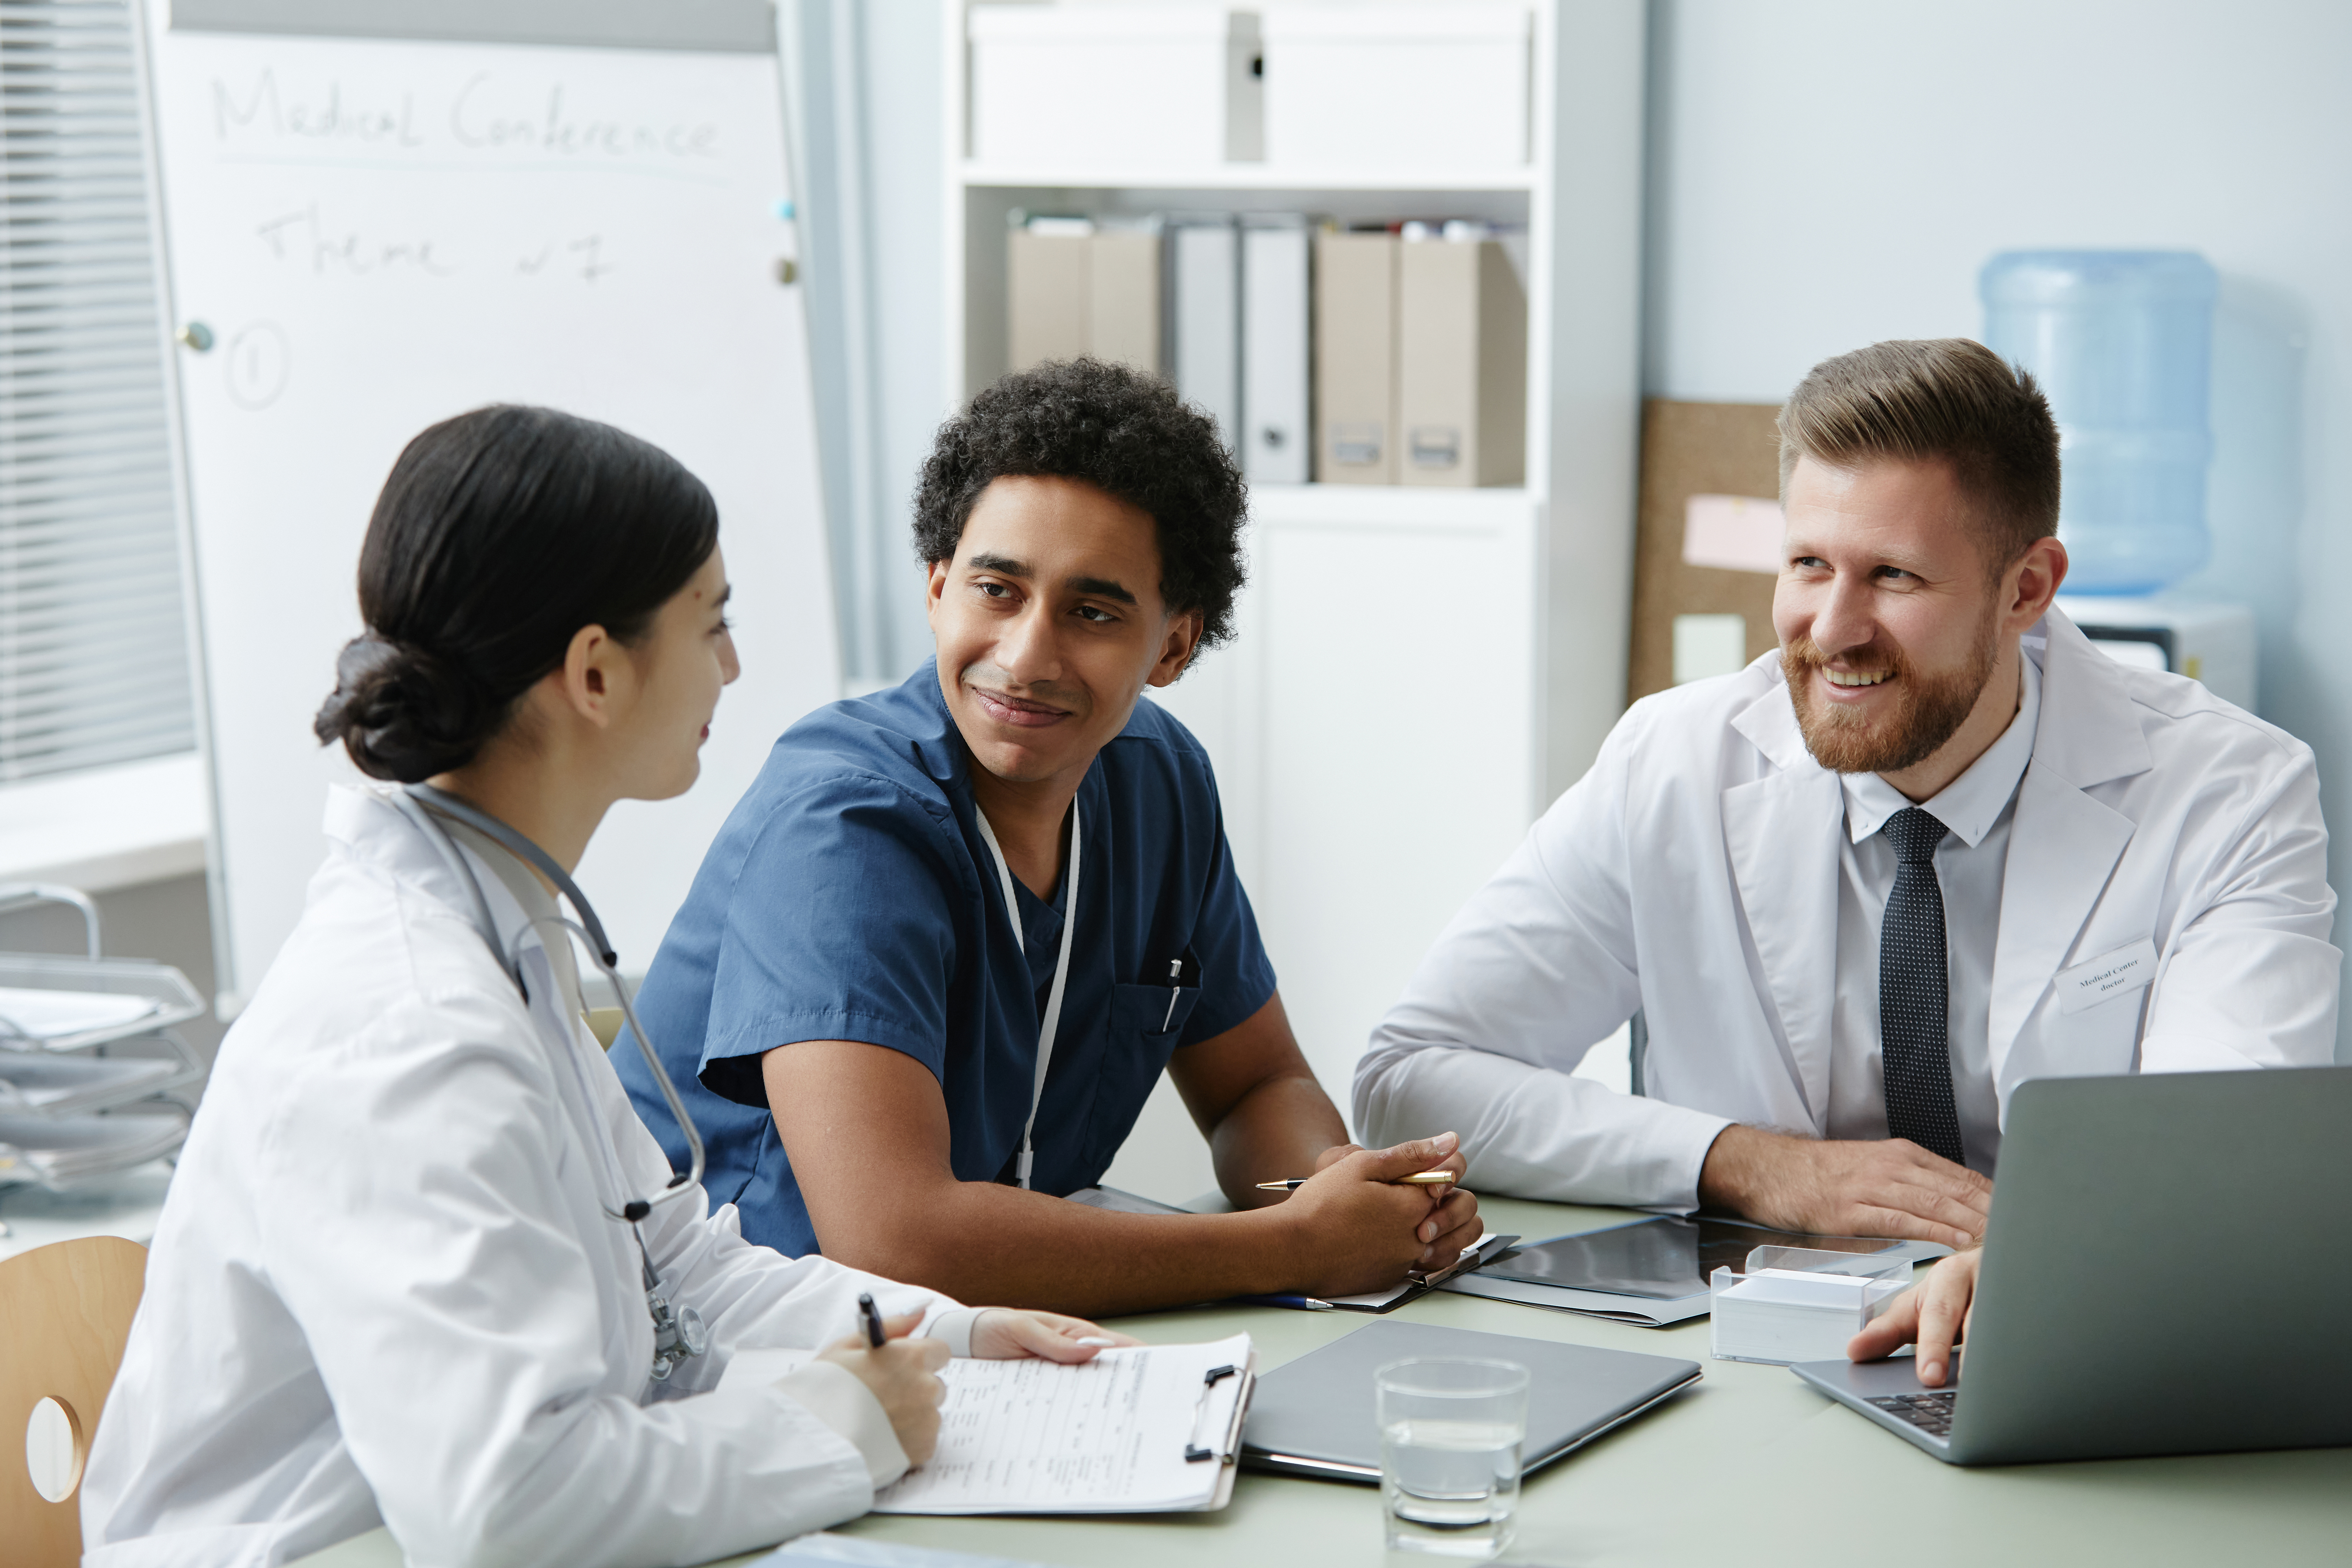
<box><xmin>211</xmin><ymin>70</ymin><xmax>721</xmax><ymax>161</ymax></box>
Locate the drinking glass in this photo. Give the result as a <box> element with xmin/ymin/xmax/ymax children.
<box><xmin>1376</xmin><ymin>1357</ymin><xmax>1530</xmax><ymax>1559</ymax></box>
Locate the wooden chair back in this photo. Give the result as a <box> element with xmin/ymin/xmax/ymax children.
<box><xmin>0</xmin><ymin>1236</ymin><xmax>147</xmax><ymax>1568</ymax></box>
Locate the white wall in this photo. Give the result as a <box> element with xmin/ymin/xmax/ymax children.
<box><xmin>1646</xmin><ymin>0</ymin><xmax>2352</xmax><ymax>1061</ymax></box>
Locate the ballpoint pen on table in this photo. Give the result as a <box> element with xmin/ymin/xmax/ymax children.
<box><xmin>1231</xmin><ymin>1293</ymin><xmax>1336</xmax><ymax>1310</ymax></box>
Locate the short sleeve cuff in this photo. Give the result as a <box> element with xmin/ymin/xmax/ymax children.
<box><xmin>921</xmin><ymin>1306</ymin><xmax>987</xmax><ymax>1358</ymax></box>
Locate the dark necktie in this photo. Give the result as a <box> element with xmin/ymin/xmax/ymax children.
<box><xmin>1879</xmin><ymin>806</ymin><xmax>1966</xmax><ymax>1166</ymax></box>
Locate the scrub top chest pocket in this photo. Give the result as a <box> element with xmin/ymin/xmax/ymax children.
<box><xmin>1085</xmin><ymin>954</ymin><xmax>1202</xmax><ymax>1173</ymax></box>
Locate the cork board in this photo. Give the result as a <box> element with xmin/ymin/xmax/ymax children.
<box><xmin>1627</xmin><ymin>399</ymin><xmax>1786</xmax><ymax>704</ymax></box>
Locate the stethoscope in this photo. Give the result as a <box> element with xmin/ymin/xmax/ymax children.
<box><xmin>389</xmin><ymin>782</ymin><xmax>711</xmax><ymax>1382</ymax></box>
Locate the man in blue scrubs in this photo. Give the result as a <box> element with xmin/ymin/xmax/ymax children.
<box><xmin>618</xmin><ymin>359</ymin><xmax>1480</xmax><ymax>1315</ymax></box>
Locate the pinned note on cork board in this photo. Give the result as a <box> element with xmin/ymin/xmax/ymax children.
<box><xmin>1628</xmin><ymin>400</ymin><xmax>1787</xmax><ymax>704</ymax></box>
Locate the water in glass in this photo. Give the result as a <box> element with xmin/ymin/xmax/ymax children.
<box><xmin>1376</xmin><ymin>1357</ymin><xmax>1529</xmax><ymax>1560</ymax></box>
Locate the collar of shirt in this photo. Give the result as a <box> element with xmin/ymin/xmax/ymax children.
<box><xmin>1838</xmin><ymin>648</ymin><xmax>2044</xmax><ymax>848</ymax></box>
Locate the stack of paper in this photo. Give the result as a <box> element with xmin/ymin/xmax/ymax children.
<box><xmin>1708</xmin><ymin>1269</ymin><xmax>1905</xmax><ymax>1366</ymax></box>
<box><xmin>0</xmin><ymin>1053</ymin><xmax>187</xmax><ymax>1115</ymax></box>
<box><xmin>745</xmin><ymin>1332</ymin><xmax>1254</xmax><ymax>1516</ymax></box>
<box><xmin>0</xmin><ymin>1105</ymin><xmax>191</xmax><ymax>1190</ymax></box>
<box><xmin>0</xmin><ymin>987</ymin><xmax>160</xmax><ymax>1044</ymax></box>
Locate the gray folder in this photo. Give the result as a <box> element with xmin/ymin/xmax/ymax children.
<box><xmin>1241</xmin><ymin>220</ymin><xmax>1310</xmax><ymax>485</ymax></box>
<box><xmin>1240</xmin><ymin>1320</ymin><xmax>1700</xmax><ymax>1482</ymax></box>
<box><xmin>1172</xmin><ymin>219</ymin><xmax>1241</xmax><ymax>448</ymax></box>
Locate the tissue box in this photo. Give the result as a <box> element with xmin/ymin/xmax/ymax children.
<box><xmin>1708</xmin><ymin>1247</ymin><xmax>1910</xmax><ymax>1366</ymax></box>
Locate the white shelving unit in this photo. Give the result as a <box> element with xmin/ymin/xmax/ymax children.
<box><xmin>940</xmin><ymin>1</ymin><xmax>1647</xmax><ymax>1141</ymax></box>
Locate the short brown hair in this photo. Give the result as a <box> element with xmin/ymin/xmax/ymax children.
<box><xmin>1778</xmin><ymin>338</ymin><xmax>2060</xmax><ymax>573</ymax></box>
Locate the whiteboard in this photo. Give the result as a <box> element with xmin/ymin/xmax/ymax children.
<box><xmin>141</xmin><ymin>2</ymin><xmax>839</xmax><ymax>1006</ymax></box>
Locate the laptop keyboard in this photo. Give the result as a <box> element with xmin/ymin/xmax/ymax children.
<box><xmin>1866</xmin><ymin>1391</ymin><xmax>1957</xmax><ymax>1438</ymax></box>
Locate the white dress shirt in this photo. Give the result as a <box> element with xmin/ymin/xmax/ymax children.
<box><xmin>1352</xmin><ymin>611</ymin><xmax>2338</xmax><ymax>1214</ymax></box>
<box><xmin>1828</xmin><ymin>654</ymin><xmax>2041</xmax><ymax>1173</ymax></box>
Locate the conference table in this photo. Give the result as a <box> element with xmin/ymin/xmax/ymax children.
<box><xmin>298</xmin><ymin>1193</ymin><xmax>2350</xmax><ymax>1568</ymax></box>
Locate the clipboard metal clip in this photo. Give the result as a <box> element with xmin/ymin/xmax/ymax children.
<box><xmin>1184</xmin><ymin>1363</ymin><xmax>1240</xmax><ymax>1462</ymax></box>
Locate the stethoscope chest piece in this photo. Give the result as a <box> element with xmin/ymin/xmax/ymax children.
<box><xmin>647</xmin><ymin>1285</ymin><xmax>709</xmax><ymax>1382</ymax></box>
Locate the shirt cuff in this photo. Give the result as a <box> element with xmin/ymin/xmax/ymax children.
<box><xmin>1660</xmin><ymin>1112</ymin><xmax>1740</xmax><ymax>1213</ymax></box>
<box><xmin>922</xmin><ymin>1306</ymin><xmax>988</xmax><ymax>1358</ymax></box>
<box><xmin>775</xmin><ymin>1360</ymin><xmax>910</xmax><ymax>1490</ymax></box>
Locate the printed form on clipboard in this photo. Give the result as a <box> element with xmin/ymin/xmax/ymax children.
<box><xmin>743</xmin><ymin>1334</ymin><xmax>1255</xmax><ymax>1514</ymax></box>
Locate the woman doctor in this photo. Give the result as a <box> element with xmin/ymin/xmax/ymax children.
<box><xmin>80</xmin><ymin>405</ymin><xmax>1128</xmax><ymax>1568</ymax></box>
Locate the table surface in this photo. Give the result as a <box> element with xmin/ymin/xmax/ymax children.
<box><xmin>290</xmin><ymin>1192</ymin><xmax>2352</xmax><ymax>1568</ymax></box>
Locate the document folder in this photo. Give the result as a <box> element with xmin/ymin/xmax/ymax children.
<box><xmin>730</xmin><ymin>1334</ymin><xmax>1255</xmax><ymax>1514</ymax></box>
<box><xmin>1172</xmin><ymin>218</ymin><xmax>1241</xmax><ymax>449</ymax></box>
<box><xmin>1007</xmin><ymin>225</ymin><xmax>1090</xmax><ymax>371</ymax></box>
<box><xmin>1398</xmin><ymin>234</ymin><xmax>1525</xmax><ymax>487</ymax></box>
<box><xmin>1314</xmin><ymin>229</ymin><xmax>1398</xmax><ymax>483</ymax></box>
<box><xmin>1241</xmin><ymin>219</ymin><xmax>1310</xmax><ymax>484</ymax></box>
<box><xmin>1088</xmin><ymin>225</ymin><xmax>1160</xmax><ymax>372</ymax></box>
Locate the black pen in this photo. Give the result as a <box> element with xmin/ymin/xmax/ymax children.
<box><xmin>857</xmin><ymin>1290</ymin><xmax>885</xmax><ymax>1348</ymax></box>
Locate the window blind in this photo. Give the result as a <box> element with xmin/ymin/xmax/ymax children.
<box><xmin>0</xmin><ymin>0</ymin><xmax>193</xmax><ymax>784</ymax></box>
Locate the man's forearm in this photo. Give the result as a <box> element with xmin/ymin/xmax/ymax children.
<box><xmin>1357</xmin><ymin>1039</ymin><xmax>1729</xmax><ymax>1208</ymax></box>
<box><xmin>814</xmin><ymin>1180</ymin><xmax>1311</xmax><ymax>1317</ymax></box>
<box><xmin>1207</xmin><ymin>1071</ymin><xmax>1349</xmax><ymax>1209</ymax></box>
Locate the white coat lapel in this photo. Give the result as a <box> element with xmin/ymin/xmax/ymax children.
<box><xmin>1987</xmin><ymin>612</ymin><xmax>2154</xmax><ymax>1079</ymax></box>
<box><xmin>1724</xmin><ymin>684</ymin><xmax>1844</xmax><ymax>1129</ymax></box>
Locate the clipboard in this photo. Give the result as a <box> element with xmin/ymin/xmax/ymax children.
<box><xmin>1234</xmin><ymin>1232</ymin><xmax>1520</xmax><ymax>1312</ymax></box>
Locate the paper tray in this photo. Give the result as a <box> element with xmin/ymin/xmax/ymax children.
<box><xmin>0</xmin><ymin>952</ymin><xmax>206</xmax><ymax>1052</ymax></box>
<box><xmin>0</xmin><ymin>1032</ymin><xmax>203</xmax><ymax>1115</ymax></box>
<box><xmin>0</xmin><ymin>1104</ymin><xmax>192</xmax><ymax>1191</ymax></box>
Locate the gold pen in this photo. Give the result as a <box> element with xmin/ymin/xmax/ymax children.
<box><xmin>1254</xmin><ymin>1170</ymin><xmax>1459</xmax><ymax>1192</ymax></box>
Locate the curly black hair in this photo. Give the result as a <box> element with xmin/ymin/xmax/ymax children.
<box><xmin>911</xmin><ymin>357</ymin><xmax>1247</xmax><ymax>653</ymax></box>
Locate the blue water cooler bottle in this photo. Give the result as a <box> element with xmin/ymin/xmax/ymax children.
<box><xmin>1981</xmin><ymin>251</ymin><xmax>2254</xmax><ymax>709</ymax></box>
<box><xmin>1980</xmin><ymin>250</ymin><xmax>2216</xmax><ymax>594</ymax></box>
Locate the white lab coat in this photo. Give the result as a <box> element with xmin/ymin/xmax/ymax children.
<box><xmin>1354</xmin><ymin>611</ymin><xmax>2340</xmax><ymax>1209</ymax></box>
<box><xmin>81</xmin><ymin>785</ymin><xmax>965</xmax><ymax>1568</ymax></box>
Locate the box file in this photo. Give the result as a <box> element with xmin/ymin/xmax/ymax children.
<box><xmin>1241</xmin><ymin>220</ymin><xmax>1311</xmax><ymax>485</ymax></box>
<box><xmin>1008</xmin><ymin>224</ymin><xmax>1092</xmax><ymax>370</ymax></box>
<box><xmin>1397</xmin><ymin>234</ymin><xmax>1526</xmax><ymax>487</ymax></box>
<box><xmin>1008</xmin><ymin>219</ymin><xmax>1161</xmax><ymax>376</ymax></box>
<box><xmin>1171</xmin><ymin>219</ymin><xmax>1241</xmax><ymax>448</ymax></box>
<box><xmin>1313</xmin><ymin>230</ymin><xmax>1398</xmax><ymax>483</ymax></box>
<box><xmin>1090</xmin><ymin>226</ymin><xmax>1162</xmax><ymax>372</ymax></box>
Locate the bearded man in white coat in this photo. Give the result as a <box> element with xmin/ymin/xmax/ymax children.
<box><xmin>1354</xmin><ymin>338</ymin><xmax>2339</xmax><ymax>1381</ymax></box>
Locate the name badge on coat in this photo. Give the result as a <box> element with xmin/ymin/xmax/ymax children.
<box><xmin>2054</xmin><ymin>938</ymin><xmax>2158</xmax><ymax>1015</ymax></box>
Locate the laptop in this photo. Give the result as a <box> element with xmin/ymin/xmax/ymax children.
<box><xmin>1240</xmin><ymin>1319</ymin><xmax>1700</xmax><ymax>1480</ymax></box>
<box><xmin>1792</xmin><ymin>1064</ymin><xmax>2352</xmax><ymax>1465</ymax></box>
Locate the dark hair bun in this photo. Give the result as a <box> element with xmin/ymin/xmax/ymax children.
<box><xmin>312</xmin><ymin>632</ymin><xmax>500</xmax><ymax>783</ymax></box>
<box><xmin>315</xmin><ymin>405</ymin><xmax>717</xmax><ymax>782</ymax></box>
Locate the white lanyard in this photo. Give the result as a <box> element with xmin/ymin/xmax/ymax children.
<box><xmin>972</xmin><ymin>795</ymin><xmax>1080</xmax><ymax>1190</ymax></box>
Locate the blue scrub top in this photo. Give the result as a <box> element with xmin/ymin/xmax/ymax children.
<box><xmin>612</xmin><ymin>660</ymin><xmax>1277</xmax><ymax>1258</ymax></box>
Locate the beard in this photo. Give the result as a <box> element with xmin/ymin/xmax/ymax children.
<box><xmin>1783</xmin><ymin>610</ymin><xmax>1999</xmax><ymax>776</ymax></box>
